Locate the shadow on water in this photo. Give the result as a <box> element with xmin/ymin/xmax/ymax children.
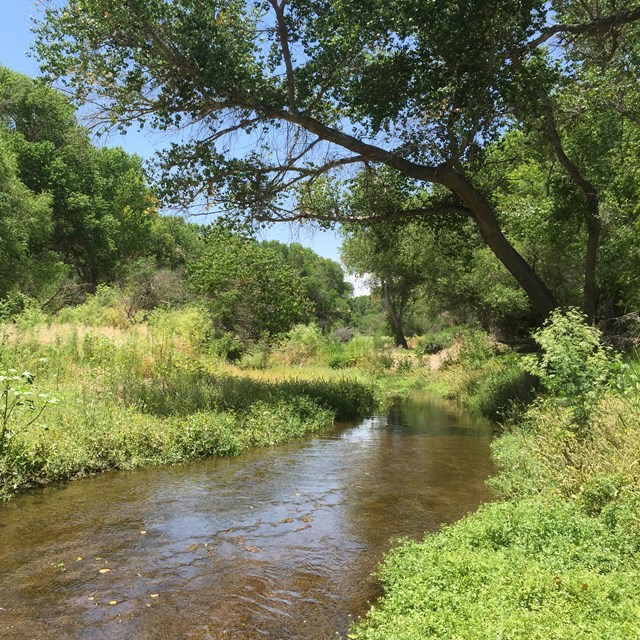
<box><xmin>0</xmin><ymin>392</ymin><xmax>495</xmax><ymax>640</ymax></box>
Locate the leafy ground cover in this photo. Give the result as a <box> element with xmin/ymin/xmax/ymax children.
<box><xmin>351</xmin><ymin>310</ymin><xmax>640</xmax><ymax>640</ymax></box>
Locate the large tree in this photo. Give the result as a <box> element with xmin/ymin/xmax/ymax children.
<box><xmin>0</xmin><ymin>134</ymin><xmax>56</xmax><ymax>302</ymax></box>
<box><xmin>34</xmin><ymin>0</ymin><xmax>640</xmax><ymax>318</ymax></box>
<box><xmin>189</xmin><ymin>226</ymin><xmax>313</xmax><ymax>339</ymax></box>
<box><xmin>266</xmin><ymin>241</ymin><xmax>353</xmax><ymax>329</ymax></box>
<box><xmin>0</xmin><ymin>67</ymin><xmax>159</xmax><ymax>287</ymax></box>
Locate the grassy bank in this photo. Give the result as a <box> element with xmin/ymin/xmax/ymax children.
<box><xmin>0</xmin><ymin>317</ymin><xmax>380</xmax><ymax>501</ymax></box>
<box><xmin>351</xmin><ymin>311</ymin><xmax>640</xmax><ymax>639</ymax></box>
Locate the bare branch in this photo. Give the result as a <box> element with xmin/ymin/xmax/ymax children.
<box><xmin>261</xmin><ymin>154</ymin><xmax>366</xmax><ymax>176</ymax></box>
<box><xmin>268</xmin><ymin>0</ymin><xmax>297</xmax><ymax>112</ymax></box>
<box><xmin>532</xmin><ymin>6</ymin><xmax>640</xmax><ymax>48</ymax></box>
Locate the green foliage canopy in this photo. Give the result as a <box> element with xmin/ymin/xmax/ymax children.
<box><xmin>0</xmin><ymin>66</ymin><xmax>160</xmax><ymax>288</ymax></box>
<box><xmin>34</xmin><ymin>0</ymin><xmax>640</xmax><ymax>317</ymax></box>
<box><xmin>189</xmin><ymin>226</ymin><xmax>313</xmax><ymax>339</ymax></box>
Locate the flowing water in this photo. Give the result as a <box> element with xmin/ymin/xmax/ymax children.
<box><xmin>0</xmin><ymin>394</ymin><xmax>495</xmax><ymax>640</ymax></box>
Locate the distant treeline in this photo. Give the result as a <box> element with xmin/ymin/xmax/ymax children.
<box><xmin>0</xmin><ymin>67</ymin><xmax>389</xmax><ymax>340</ymax></box>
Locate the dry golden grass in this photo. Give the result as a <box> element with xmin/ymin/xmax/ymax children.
<box><xmin>512</xmin><ymin>395</ymin><xmax>640</xmax><ymax>499</ymax></box>
<box><xmin>1</xmin><ymin>322</ymin><xmax>150</xmax><ymax>347</ymax></box>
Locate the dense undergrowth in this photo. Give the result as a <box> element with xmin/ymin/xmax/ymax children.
<box><xmin>0</xmin><ymin>307</ymin><xmax>380</xmax><ymax>500</ymax></box>
<box><xmin>351</xmin><ymin>309</ymin><xmax>640</xmax><ymax>640</ymax></box>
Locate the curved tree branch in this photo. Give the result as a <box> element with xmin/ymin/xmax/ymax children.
<box><xmin>259</xmin><ymin>203</ymin><xmax>472</xmax><ymax>224</ymax></box>
<box><xmin>532</xmin><ymin>6</ymin><xmax>640</xmax><ymax>48</ymax></box>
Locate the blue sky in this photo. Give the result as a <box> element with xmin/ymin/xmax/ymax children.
<box><xmin>0</xmin><ymin>1</ymin><xmax>353</xmax><ymax>270</ymax></box>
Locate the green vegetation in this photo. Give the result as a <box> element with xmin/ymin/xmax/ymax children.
<box><xmin>351</xmin><ymin>497</ymin><xmax>640</xmax><ymax>640</ymax></box>
<box><xmin>33</xmin><ymin>0</ymin><xmax>640</xmax><ymax>323</ymax></box>
<box><xmin>2</xmin><ymin>2</ymin><xmax>640</xmax><ymax>638</ymax></box>
<box><xmin>0</xmin><ymin>307</ymin><xmax>380</xmax><ymax>501</ymax></box>
<box><xmin>351</xmin><ymin>309</ymin><xmax>640</xmax><ymax>640</ymax></box>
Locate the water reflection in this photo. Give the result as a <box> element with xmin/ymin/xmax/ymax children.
<box><xmin>0</xmin><ymin>393</ymin><xmax>495</xmax><ymax>639</ymax></box>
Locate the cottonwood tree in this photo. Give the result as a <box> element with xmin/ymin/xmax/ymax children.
<box><xmin>265</xmin><ymin>242</ymin><xmax>353</xmax><ymax>329</ymax></box>
<box><xmin>189</xmin><ymin>226</ymin><xmax>313</xmax><ymax>339</ymax></box>
<box><xmin>342</xmin><ymin>224</ymin><xmax>424</xmax><ymax>349</ymax></box>
<box><xmin>34</xmin><ymin>0</ymin><xmax>640</xmax><ymax>319</ymax></box>
<box><xmin>0</xmin><ymin>67</ymin><xmax>159</xmax><ymax>287</ymax></box>
<box><xmin>504</xmin><ymin>1</ymin><xmax>640</xmax><ymax>322</ymax></box>
<box><xmin>0</xmin><ymin>134</ymin><xmax>55</xmax><ymax>303</ymax></box>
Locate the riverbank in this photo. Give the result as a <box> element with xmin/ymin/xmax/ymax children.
<box><xmin>0</xmin><ymin>320</ymin><xmax>380</xmax><ymax>501</ymax></box>
<box><xmin>350</xmin><ymin>313</ymin><xmax>640</xmax><ymax>639</ymax></box>
<box><xmin>4</xmin><ymin>312</ymin><xmax>640</xmax><ymax>639</ymax></box>
<box><xmin>0</xmin><ymin>388</ymin><xmax>494</xmax><ymax>640</ymax></box>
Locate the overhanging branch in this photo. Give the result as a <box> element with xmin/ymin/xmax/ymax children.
<box><xmin>258</xmin><ymin>203</ymin><xmax>472</xmax><ymax>224</ymax></box>
<box><xmin>532</xmin><ymin>6</ymin><xmax>640</xmax><ymax>48</ymax></box>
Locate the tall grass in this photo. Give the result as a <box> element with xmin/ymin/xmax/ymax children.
<box><xmin>0</xmin><ymin>311</ymin><xmax>381</xmax><ymax>500</ymax></box>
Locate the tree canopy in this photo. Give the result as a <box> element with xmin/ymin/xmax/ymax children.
<box><xmin>189</xmin><ymin>226</ymin><xmax>313</xmax><ymax>339</ymax></box>
<box><xmin>0</xmin><ymin>67</ymin><xmax>208</xmax><ymax>310</ymax></box>
<box><xmin>33</xmin><ymin>0</ymin><xmax>640</xmax><ymax>321</ymax></box>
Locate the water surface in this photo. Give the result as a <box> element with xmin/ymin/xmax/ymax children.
<box><xmin>0</xmin><ymin>394</ymin><xmax>495</xmax><ymax>639</ymax></box>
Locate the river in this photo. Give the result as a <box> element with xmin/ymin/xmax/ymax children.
<box><xmin>0</xmin><ymin>393</ymin><xmax>495</xmax><ymax>639</ymax></box>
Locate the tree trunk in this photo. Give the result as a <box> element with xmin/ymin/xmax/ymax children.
<box><xmin>441</xmin><ymin>169</ymin><xmax>559</xmax><ymax>319</ymax></box>
<box><xmin>541</xmin><ymin>100</ymin><xmax>601</xmax><ymax>323</ymax></box>
<box><xmin>283</xmin><ymin>110</ymin><xmax>559</xmax><ymax>320</ymax></box>
<box><xmin>382</xmin><ymin>280</ymin><xmax>409</xmax><ymax>349</ymax></box>
<box><xmin>583</xmin><ymin>196</ymin><xmax>601</xmax><ymax>324</ymax></box>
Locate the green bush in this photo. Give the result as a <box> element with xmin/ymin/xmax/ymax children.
<box><xmin>466</xmin><ymin>358</ymin><xmax>536</xmax><ymax>421</ymax></box>
<box><xmin>524</xmin><ymin>307</ymin><xmax>617</xmax><ymax>428</ymax></box>
<box><xmin>208</xmin><ymin>332</ymin><xmax>245</xmax><ymax>362</ymax></box>
<box><xmin>147</xmin><ymin>304</ymin><xmax>212</xmax><ymax>350</ymax></box>
<box><xmin>351</xmin><ymin>497</ymin><xmax>640</xmax><ymax>640</ymax></box>
<box><xmin>276</xmin><ymin>323</ymin><xmax>328</xmax><ymax>364</ymax></box>
<box><xmin>415</xmin><ymin>328</ymin><xmax>457</xmax><ymax>355</ymax></box>
<box><xmin>238</xmin><ymin>344</ymin><xmax>270</xmax><ymax>369</ymax></box>
<box><xmin>0</xmin><ymin>369</ymin><xmax>57</xmax><ymax>457</ymax></box>
<box><xmin>490</xmin><ymin>393</ymin><xmax>640</xmax><ymax>502</ymax></box>
<box><xmin>57</xmin><ymin>285</ymin><xmax>127</xmax><ymax>327</ymax></box>
<box><xmin>457</xmin><ymin>327</ymin><xmax>495</xmax><ymax>367</ymax></box>
<box><xmin>13</xmin><ymin>304</ymin><xmax>50</xmax><ymax>330</ymax></box>
<box><xmin>345</xmin><ymin>334</ymin><xmax>376</xmax><ymax>366</ymax></box>
<box><xmin>326</xmin><ymin>343</ymin><xmax>349</xmax><ymax>369</ymax></box>
<box><xmin>239</xmin><ymin>397</ymin><xmax>332</xmax><ymax>446</ymax></box>
<box><xmin>82</xmin><ymin>332</ymin><xmax>117</xmax><ymax>367</ymax></box>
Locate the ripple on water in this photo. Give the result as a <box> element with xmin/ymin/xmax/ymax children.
<box><xmin>0</xmin><ymin>394</ymin><xmax>495</xmax><ymax>640</ymax></box>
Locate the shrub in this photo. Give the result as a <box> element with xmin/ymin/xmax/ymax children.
<box><xmin>326</xmin><ymin>343</ymin><xmax>349</xmax><ymax>369</ymax></box>
<box><xmin>57</xmin><ymin>285</ymin><xmax>128</xmax><ymax>328</ymax></box>
<box><xmin>208</xmin><ymin>332</ymin><xmax>245</xmax><ymax>362</ymax></box>
<box><xmin>524</xmin><ymin>307</ymin><xmax>617</xmax><ymax>428</ymax></box>
<box><xmin>345</xmin><ymin>334</ymin><xmax>376</xmax><ymax>366</ymax></box>
<box><xmin>415</xmin><ymin>328</ymin><xmax>457</xmax><ymax>355</ymax></box>
<box><xmin>13</xmin><ymin>304</ymin><xmax>49</xmax><ymax>330</ymax></box>
<box><xmin>466</xmin><ymin>358</ymin><xmax>536</xmax><ymax>421</ymax></box>
<box><xmin>0</xmin><ymin>369</ymin><xmax>57</xmax><ymax>457</ymax></box>
<box><xmin>274</xmin><ymin>323</ymin><xmax>328</xmax><ymax>365</ymax></box>
<box><xmin>238</xmin><ymin>344</ymin><xmax>270</xmax><ymax>369</ymax></box>
<box><xmin>457</xmin><ymin>327</ymin><xmax>495</xmax><ymax>367</ymax></box>
<box><xmin>490</xmin><ymin>394</ymin><xmax>640</xmax><ymax>502</ymax></box>
<box><xmin>147</xmin><ymin>304</ymin><xmax>212</xmax><ymax>351</ymax></box>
